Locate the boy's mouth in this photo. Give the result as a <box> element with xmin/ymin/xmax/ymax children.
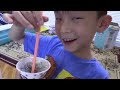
<box><xmin>62</xmin><ymin>38</ymin><xmax>77</xmax><ymax>44</ymax></box>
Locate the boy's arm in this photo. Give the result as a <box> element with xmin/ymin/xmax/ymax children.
<box><xmin>9</xmin><ymin>24</ymin><xmax>25</xmax><ymax>43</ymax></box>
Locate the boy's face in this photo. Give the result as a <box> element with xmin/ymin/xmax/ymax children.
<box><xmin>54</xmin><ymin>11</ymin><xmax>111</xmax><ymax>53</ymax></box>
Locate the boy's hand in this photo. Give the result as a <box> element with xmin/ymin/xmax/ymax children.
<box><xmin>3</xmin><ymin>11</ymin><xmax>49</xmax><ymax>32</ymax></box>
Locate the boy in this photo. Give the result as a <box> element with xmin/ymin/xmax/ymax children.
<box><xmin>3</xmin><ymin>11</ymin><xmax>112</xmax><ymax>79</ymax></box>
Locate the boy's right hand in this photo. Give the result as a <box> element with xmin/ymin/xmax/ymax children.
<box><xmin>3</xmin><ymin>11</ymin><xmax>49</xmax><ymax>32</ymax></box>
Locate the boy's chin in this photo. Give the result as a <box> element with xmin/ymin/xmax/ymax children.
<box><xmin>64</xmin><ymin>47</ymin><xmax>78</xmax><ymax>53</ymax></box>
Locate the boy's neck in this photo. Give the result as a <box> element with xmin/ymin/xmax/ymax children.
<box><xmin>73</xmin><ymin>47</ymin><xmax>93</xmax><ymax>60</ymax></box>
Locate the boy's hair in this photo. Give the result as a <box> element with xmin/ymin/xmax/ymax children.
<box><xmin>54</xmin><ymin>11</ymin><xmax>107</xmax><ymax>19</ymax></box>
<box><xmin>96</xmin><ymin>11</ymin><xmax>107</xmax><ymax>18</ymax></box>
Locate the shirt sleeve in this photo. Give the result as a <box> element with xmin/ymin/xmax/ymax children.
<box><xmin>0</xmin><ymin>13</ymin><xmax>8</xmax><ymax>25</ymax></box>
<box><xmin>24</xmin><ymin>32</ymin><xmax>60</xmax><ymax>58</ymax></box>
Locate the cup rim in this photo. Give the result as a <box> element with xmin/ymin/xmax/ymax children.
<box><xmin>16</xmin><ymin>57</ymin><xmax>51</xmax><ymax>74</ymax></box>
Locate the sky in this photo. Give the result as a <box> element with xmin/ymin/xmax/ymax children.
<box><xmin>43</xmin><ymin>11</ymin><xmax>55</xmax><ymax>26</ymax></box>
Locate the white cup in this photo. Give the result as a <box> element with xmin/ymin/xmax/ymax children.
<box><xmin>16</xmin><ymin>57</ymin><xmax>51</xmax><ymax>79</ymax></box>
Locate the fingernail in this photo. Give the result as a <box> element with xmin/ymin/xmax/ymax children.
<box><xmin>27</xmin><ymin>25</ymin><xmax>34</xmax><ymax>29</ymax></box>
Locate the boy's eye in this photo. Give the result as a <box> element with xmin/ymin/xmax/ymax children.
<box><xmin>72</xmin><ymin>17</ymin><xmax>84</xmax><ymax>23</ymax></box>
<box><xmin>72</xmin><ymin>17</ymin><xmax>83</xmax><ymax>20</ymax></box>
<box><xmin>56</xmin><ymin>18</ymin><xmax>62</xmax><ymax>21</ymax></box>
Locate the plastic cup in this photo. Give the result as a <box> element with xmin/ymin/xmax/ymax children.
<box><xmin>16</xmin><ymin>57</ymin><xmax>51</xmax><ymax>79</ymax></box>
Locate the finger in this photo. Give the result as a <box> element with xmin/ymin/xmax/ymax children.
<box><xmin>43</xmin><ymin>16</ymin><xmax>49</xmax><ymax>22</ymax></box>
<box><xmin>32</xmin><ymin>11</ymin><xmax>43</xmax><ymax>26</ymax></box>
<box><xmin>12</xmin><ymin>11</ymin><xmax>34</xmax><ymax>29</ymax></box>
<box><xmin>2</xmin><ymin>13</ymin><xmax>13</xmax><ymax>23</ymax></box>
<box><xmin>21</xmin><ymin>11</ymin><xmax>38</xmax><ymax>29</ymax></box>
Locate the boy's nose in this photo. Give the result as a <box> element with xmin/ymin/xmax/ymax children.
<box><xmin>60</xmin><ymin>22</ymin><xmax>72</xmax><ymax>33</ymax></box>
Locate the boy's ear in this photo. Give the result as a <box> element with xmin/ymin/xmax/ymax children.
<box><xmin>97</xmin><ymin>15</ymin><xmax>112</xmax><ymax>33</ymax></box>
